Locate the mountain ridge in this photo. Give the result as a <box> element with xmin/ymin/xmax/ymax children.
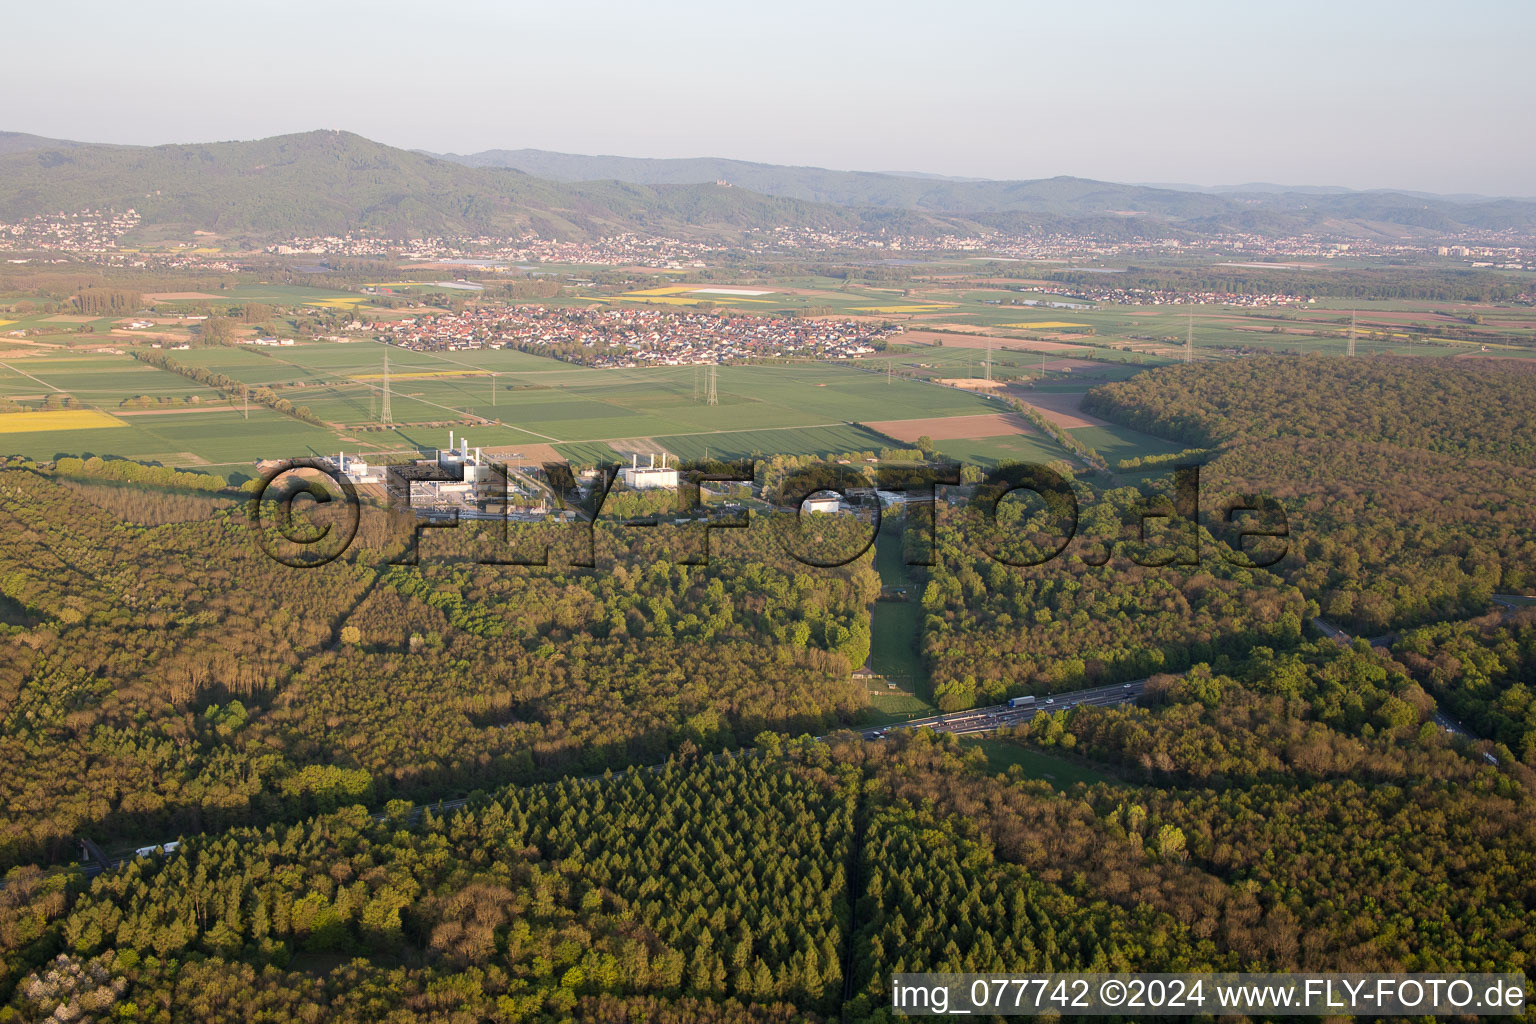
<box><xmin>1</xmin><ymin>129</ymin><xmax>1533</xmax><ymax>243</ymax></box>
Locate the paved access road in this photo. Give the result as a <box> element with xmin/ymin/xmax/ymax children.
<box><xmin>863</xmin><ymin>678</ymin><xmax>1147</xmax><ymax>740</ymax></box>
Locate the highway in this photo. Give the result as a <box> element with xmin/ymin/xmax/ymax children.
<box><xmin>63</xmin><ymin>597</ymin><xmax>1536</xmax><ymax>885</ymax></box>
<box><xmin>1310</xmin><ymin>602</ymin><xmax>1536</xmax><ymax>741</ymax></box>
<box><xmin>74</xmin><ymin>680</ymin><xmax>1149</xmax><ymax>881</ymax></box>
<box><xmin>861</xmin><ymin>678</ymin><xmax>1148</xmax><ymax>740</ymax></box>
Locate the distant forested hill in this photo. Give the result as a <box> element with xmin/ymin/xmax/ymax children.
<box><xmin>5</xmin><ymin>129</ymin><xmax>1536</xmax><ymax>242</ymax></box>
<box><xmin>0</xmin><ymin>131</ymin><xmax>940</xmax><ymax>243</ymax></box>
<box><xmin>440</xmin><ymin>147</ymin><xmax>1536</xmax><ymax>236</ymax></box>
<box><xmin>0</xmin><ymin>131</ymin><xmax>87</xmax><ymax>156</ymax></box>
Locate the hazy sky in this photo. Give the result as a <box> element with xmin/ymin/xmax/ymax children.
<box><xmin>4</xmin><ymin>0</ymin><xmax>1533</xmax><ymax>195</ymax></box>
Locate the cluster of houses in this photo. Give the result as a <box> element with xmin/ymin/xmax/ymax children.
<box><xmin>738</xmin><ymin>224</ymin><xmax>1511</xmax><ymax>267</ymax></box>
<box><xmin>267</xmin><ymin>231</ymin><xmax>719</xmax><ymax>268</ymax></box>
<box><xmin>0</xmin><ymin>208</ymin><xmax>141</xmax><ymax>252</ymax></box>
<box><xmin>1058</xmin><ymin>286</ymin><xmax>1313</xmax><ymax>307</ymax></box>
<box><xmin>365</xmin><ymin>304</ymin><xmax>897</xmax><ymax>365</ymax></box>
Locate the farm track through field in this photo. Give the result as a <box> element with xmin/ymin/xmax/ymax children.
<box><xmin>248</xmin><ymin>344</ymin><xmax>567</xmax><ymax>443</ymax></box>
<box><xmin>564</xmin><ymin>420</ymin><xmax>851</xmax><ymax>445</ymax></box>
<box><xmin>0</xmin><ymin>360</ymin><xmax>64</xmax><ymax>393</ymax></box>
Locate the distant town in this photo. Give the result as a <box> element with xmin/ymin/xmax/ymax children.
<box><xmin>2</xmin><ymin>207</ymin><xmax>1531</xmax><ymax>276</ymax></box>
<box><xmin>367</xmin><ymin>304</ymin><xmax>898</xmax><ymax>365</ymax></box>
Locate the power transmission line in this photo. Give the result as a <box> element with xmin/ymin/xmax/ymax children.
<box><xmin>706</xmin><ymin>364</ymin><xmax>718</xmax><ymax>406</ymax></box>
<box><xmin>1185</xmin><ymin>310</ymin><xmax>1195</xmax><ymax>364</ymax></box>
<box><xmin>1347</xmin><ymin>310</ymin><xmax>1357</xmax><ymax>357</ymax></box>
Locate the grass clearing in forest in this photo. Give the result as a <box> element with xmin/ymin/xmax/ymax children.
<box><xmin>960</xmin><ymin>737</ymin><xmax>1111</xmax><ymax>786</ymax></box>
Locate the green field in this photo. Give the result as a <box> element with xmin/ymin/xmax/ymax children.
<box><xmin>556</xmin><ymin>424</ymin><xmax>899</xmax><ymax>467</ymax></box>
<box><xmin>932</xmin><ymin>433</ymin><xmax>1067</xmax><ymax>468</ymax></box>
<box><xmin>1069</xmin><ymin>423</ymin><xmax>1186</xmax><ymax>465</ymax></box>
<box><xmin>960</xmin><ymin>737</ymin><xmax>1112</xmax><ymax>786</ymax></box>
<box><xmin>0</xmin><ymin>355</ymin><xmax>201</xmax><ymax>400</ymax></box>
<box><xmin>0</xmin><ymin>340</ymin><xmax>1014</xmax><ymax>469</ymax></box>
<box><xmin>652</xmin><ymin>424</ymin><xmax>897</xmax><ymax>462</ymax></box>
<box><xmin>0</xmin><ymin>407</ymin><xmax>350</xmax><ymax>471</ymax></box>
<box><xmin>867</xmin><ymin>521</ymin><xmax>930</xmax><ymax>698</ymax></box>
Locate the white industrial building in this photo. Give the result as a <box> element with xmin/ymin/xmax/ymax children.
<box><xmin>438</xmin><ymin>431</ymin><xmax>499</xmax><ymax>491</ymax></box>
<box><xmin>332</xmin><ymin>452</ymin><xmax>383</xmax><ymax>484</ymax></box>
<box><xmin>802</xmin><ymin>493</ymin><xmax>842</xmax><ymax>514</ymax></box>
<box><xmin>619</xmin><ymin>452</ymin><xmax>679</xmax><ymax>490</ymax></box>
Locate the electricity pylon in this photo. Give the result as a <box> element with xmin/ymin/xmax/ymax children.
<box><xmin>380</xmin><ymin>352</ymin><xmax>393</xmax><ymax>425</ymax></box>
<box><xmin>1185</xmin><ymin>310</ymin><xmax>1194</xmax><ymax>364</ymax></box>
<box><xmin>706</xmin><ymin>364</ymin><xmax>718</xmax><ymax>406</ymax></box>
<box><xmin>1347</xmin><ymin>310</ymin><xmax>1357</xmax><ymax>356</ymax></box>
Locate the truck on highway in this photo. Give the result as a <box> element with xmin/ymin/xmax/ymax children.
<box><xmin>1007</xmin><ymin>695</ymin><xmax>1037</xmax><ymax>709</ymax></box>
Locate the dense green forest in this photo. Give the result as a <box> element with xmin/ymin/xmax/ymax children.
<box><xmin>918</xmin><ymin>491</ymin><xmax>1307</xmax><ymax>708</ymax></box>
<box><xmin>1083</xmin><ymin>355</ymin><xmax>1536</xmax><ymax>467</ymax></box>
<box><xmin>2</xmin><ymin>635</ymin><xmax>1530</xmax><ymax>1022</ymax></box>
<box><xmin>0</xmin><ymin>467</ymin><xmax>875</xmax><ymax>869</ymax></box>
<box><xmin>1082</xmin><ymin>356</ymin><xmax>1536</xmax><ymax>631</ymax></box>
<box><xmin>1391</xmin><ymin>614</ymin><xmax>1536</xmax><ymax>764</ymax></box>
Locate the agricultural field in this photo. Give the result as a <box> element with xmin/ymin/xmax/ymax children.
<box><xmin>1068</xmin><ymin>423</ymin><xmax>1186</xmax><ymax>466</ymax></box>
<box><xmin>15</xmin><ymin>270</ymin><xmax>1524</xmax><ymax>475</ymax></box>
<box><xmin>0</xmin><ymin>354</ymin><xmax>210</xmax><ymax>401</ymax></box>
<box><xmin>929</xmin><ymin>432</ymin><xmax>1067</xmax><ymax>469</ymax></box>
<box><xmin>0</xmin><ymin>409</ymin><xmax>125</xmax><ymax>434</ymax></box>
<box><xmin>0</xmin><ymin>338</ymin><xmax>1046</xmax><ymax>470</ymax></box>
<box><xmin>0</xmin><ymin>406</ymin><xmax>349</xmax><ymax>471</ymax></box>
<box><xmin>650</xmin><ymin>423</ymin><xmax>897</xmax><ymax>462</ymax></box>
<box><xmin>643</xmin><ymin>271</ymin><xmax>1536</xmax><ymax>362</ymax></box>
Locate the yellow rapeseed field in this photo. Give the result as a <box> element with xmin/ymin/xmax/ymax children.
<box><xmin>622</xmin><ymin>286</ymin><xmax>697</xmax><ymax>297</ymax></box>
<box><xmin>0</xmin><ymin>409</ymin><xmax>127</xmax><ymax>434</ymax></box>
<box><xmin>852</xmin><ymin>305</ymin><xmax>955</xmax><ymax>313</ymax></box>
<box><xmin>353</xmin><ymin>370</ymin><xmax>490</xmax><ymax>381</ymax></box>
<box><xmin>619</xmin><ymin>296</ymin><xmax>707</xmax><ymax>306</ymax></box>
